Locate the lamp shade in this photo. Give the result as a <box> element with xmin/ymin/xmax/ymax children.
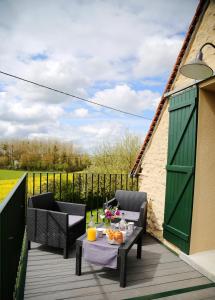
<box><xmin>180</xmin><ymin>58</ymin><xmax>214</xmax><ymax>80</ymax></box>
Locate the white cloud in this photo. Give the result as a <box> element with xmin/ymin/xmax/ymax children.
<box><xmin>73</xmin><ymin>108</ymin><xmax>89</xmax><ymax>118</ymax></box>
<box><xmin>0</xmin><ymin>0</ymin><xmax>198</xmax><ymax>148</ymax></box>
<box><xmin>90</xmin><ymin>84</ymin><xmax>160</xmax><ymax>113</ymax></box>
<box><xmin>133</xmin><ymin>36</ymin><xmax>183</xmax><ymax>78</ymax></box>
<box><xmin>0</xmin><ymin>91</ymin><xmax>63</xmax><ymax>124</ymax></box>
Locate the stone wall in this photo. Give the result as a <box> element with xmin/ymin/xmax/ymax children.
<box><xmin>138</xmin><ymin>0</ymin><xmax>215</xmax><ymax>242</ymax></box>
<box><xmin>139</xmin><ymin>102</ymin><xmax>169</xmax><ymax>241</ymax></box>
<box><xmin>173</xmin><ymin>0</ymin><xmax>215</xmax><ymax>90</ymax></box>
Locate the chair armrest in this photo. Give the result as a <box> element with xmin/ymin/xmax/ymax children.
<box><xmin>140</xmin><ymin>201</ymin><xmax>147</xmax><ymax>211</ymax></box>
<box><xmin>27</xmin><ymin>207</ymin><xmax>68</xmax><ymax>242</ymax></box>
<box><xmin>56</xmin><ymin>201</ymin><xmax>86</xmax><ymax>216</ymax></box>
<box><xmin>103</xmin><ymin>198</ymin><xmax>118</xmax><ymax>210</ymax></box>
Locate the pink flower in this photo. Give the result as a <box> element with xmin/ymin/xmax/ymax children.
<box><xmin>104</xmin><ymin>206</ymin><xmax>120</xmax><ymax>220</ymax></box>
<box><xmin>105</xmin><ymin>210</ymin><xmax>112</xmax><ymax>219</ymax></box>
<box><xmin>115</xmin><ymin>209</ymin><xmax>120</xmax><ymax>216</ymax></box>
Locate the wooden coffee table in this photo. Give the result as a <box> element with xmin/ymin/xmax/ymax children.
<box><xmin>75</xmin><ymin>226</ymin><xmax>143</xmax><ymax>287</ymax></box>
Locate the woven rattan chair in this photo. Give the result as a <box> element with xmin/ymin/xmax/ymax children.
<box><xmin>104</xmin><ymin>190</ymin><xmax>147</xmax><ymax>231</ymax></box>
<box><xmin>27</xmin><ymin>192</ymin><xmax>86</xmax><ymax>258</ymax></box>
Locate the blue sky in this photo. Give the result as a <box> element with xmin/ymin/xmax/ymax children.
<box><xmin>0</xmin><ymin>0</ymin><xmax>198</xmax><ymax>151</ymax></box>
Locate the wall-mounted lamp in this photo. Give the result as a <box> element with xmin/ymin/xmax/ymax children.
<box><xmin>180</xmin><ymin>42</ymin><xmax>215</xmax><ymax>80</ymax></box>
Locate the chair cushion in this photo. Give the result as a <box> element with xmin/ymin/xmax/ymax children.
<box><xmin>68</xmin><ymin>215</ymin><xmax>84</xmax><ymax>228</ymax></box>
<box><xmin>120</xmin><ymin>210</ymin><xmax>140</xmax><ymax>222</ymax></box>
<box><xmin>116</xmin><ymin>190</ymin><xmax>146</xmax><ymax>212</ymax></box>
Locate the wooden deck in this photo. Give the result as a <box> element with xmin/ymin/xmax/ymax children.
<box><xmin>24</xmin><ymin>235</ymin><xmax>215</xmax><ymax>300</ymax></box>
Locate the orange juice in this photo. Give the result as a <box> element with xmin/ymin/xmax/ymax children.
<box><xmin>87</xmin><ymin>227</ymin><xmax>96</xmax><ymax>241</ymax></box>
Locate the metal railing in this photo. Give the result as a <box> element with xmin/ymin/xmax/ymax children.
<box><xmin>0</xmin><ymin>171</ymin><xmax>138</xmax><ymax>298</ymax></box>
<box><xmin>14</xmin><ymin>230</ymin><xmax>28</xmax><ymax>300</ymax></box>
<box><xmin>28</xmin><ymin>172</ymin><xmax>139</xmax><ymax>221</ymax></box>
<box><xmin>0</xmin><ymin>173</ymin><xmax>27</xmax><ymax>300</ymax></box>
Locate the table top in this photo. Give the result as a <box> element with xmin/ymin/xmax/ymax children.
<box><xmin>76</xmin><ymin>225</ymin><xmax>143</xmax><ymax>253</ymax></box>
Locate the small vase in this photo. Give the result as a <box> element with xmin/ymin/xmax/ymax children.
<box><xmin>105</xmin><ymin>218</ymin><xmax>111</xmax><ymax>228</ymax></box>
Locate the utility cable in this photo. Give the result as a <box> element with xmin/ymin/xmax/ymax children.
<box><xmin>0</xmin><ymin>70</ymin><xmax>152</xmax><ymax>120</ymax></box>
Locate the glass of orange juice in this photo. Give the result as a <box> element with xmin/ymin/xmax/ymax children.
<box><xmin>87</xmin><ymin>215</ymin><xmax>96</xmax><ymax>241</ymax></box>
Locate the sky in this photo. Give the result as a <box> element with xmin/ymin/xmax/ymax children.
<box><xmin>0</xmin><ymin>0</ymin><xmax>198</xmax><ymax>152</ymax></box>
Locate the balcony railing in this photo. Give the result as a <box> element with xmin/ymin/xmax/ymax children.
<box><xmin>0</xmin><ymin>171</ymin><xmax>138</xmax><ymax>298</ymax></box>
<box><xmin>28</xmin><ymin>172</ymin><xmax>139</xmax><ymax>221</ymax></box>
<box><xmin>0</xmin><ymin>173</ymin><xmax>27</xmax><ymax>300</ymax></box>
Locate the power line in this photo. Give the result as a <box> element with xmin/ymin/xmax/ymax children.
<box><xmin>0</xmin><ymin>70</ymin><xmax>152</xmax><ymax>120</ymax></box>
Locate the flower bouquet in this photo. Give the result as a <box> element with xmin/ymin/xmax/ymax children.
<box><xmin>104</xmin><ymin>206</ymin><xmax>120</xmax><ymax>222</ymax></box>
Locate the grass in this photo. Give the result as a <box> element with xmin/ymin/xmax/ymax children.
<box><xmin>86</xmin><ymin>209</ymin><xmax>103</xmax><ymax>224</ymax></box>
<box><xmin>0</xmin><ymin>169</ymin><xmax>24</xmax><ymax>180</ymax></box>
<box><xmin>0</xmin><ymin>169</ymin><xmax>25</xmax><ymax>203</ymax></box>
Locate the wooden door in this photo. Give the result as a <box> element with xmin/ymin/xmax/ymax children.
<box><xmin>163</xmin><ymin>87</ymin><xmax>197</xmax><ymax>254</ymax></box>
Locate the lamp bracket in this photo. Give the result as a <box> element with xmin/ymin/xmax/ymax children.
<box><xmin>199</xmin><ymin>42</ymin><xmax>215</xmax><ymax>54</ymax></box>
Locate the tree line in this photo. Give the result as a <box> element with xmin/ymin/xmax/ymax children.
<box><xmin>0</xmin><ymin>139</ymin><xmax>90</xmax><ymax>172</ymax></box>
<box><xmin>0</xmin><ymin>132</ymin><xmax>141</xmax><ymax>173</ymax></box>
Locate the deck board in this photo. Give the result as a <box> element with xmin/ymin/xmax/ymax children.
<box><xmin>24</xmin><ymin>235</ymin><xmax>213</xmax><ymax>300</ymax></box>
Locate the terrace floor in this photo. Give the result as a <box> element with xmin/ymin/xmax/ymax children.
<box><xmin>24</xmin><ymin>235</ymin><xmax>215</xmax><ymax>300</ymax></box>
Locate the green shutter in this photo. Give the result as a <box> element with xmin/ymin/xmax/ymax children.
<box><xmin>163</xmin><ymin>87</ymin><xmax>197</xmax><ymax>254</ymax></box>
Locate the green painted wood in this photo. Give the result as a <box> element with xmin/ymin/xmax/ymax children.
<box><xmin>125</xmin><ymin>283</ymin><xmax>215</xmax><ymax>300</ymax></box>
<box><xmin>163</xmin><ymin>87</ymin><xmax>197</xmax><ymax>254</ymax></box>
<box><xmin>166</xmin><ymin>166</ymin><xmax>194</xmax><ymax>173</ymax></box>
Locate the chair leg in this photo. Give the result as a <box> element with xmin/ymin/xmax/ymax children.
<box><xmin>28</xmin><ymin>240</ymin><xmax>31</xmax><ymax>250</ymax></box>
<box><xmin>64</xmin><ymin>245</ymin><xmax>68</xmax><ymax>259</ymax></box>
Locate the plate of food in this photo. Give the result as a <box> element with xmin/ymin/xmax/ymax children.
<box><xmin>106</xmin><ymin>229</ymin><xmax>125</xmax><ymax>245</ymax></box>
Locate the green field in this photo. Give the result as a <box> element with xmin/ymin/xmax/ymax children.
<box><xmin>0</xmin><ymin>169</ymin><xmax>100</xmax><ymax>223</ymax></box>
<box><xmin>0</xmin><ymin>169</ymin><xmax>25</xmax><ymax>180</ymax></box>
<box><xmin>0</xmin><ymin>169</ymin><xmax>25</xmax><ymax>203</ymax></box>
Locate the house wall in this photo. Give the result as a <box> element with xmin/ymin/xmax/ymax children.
<box><xmin>173</xmin><ymin>0</ymin><xmax>215</xmax><ymax>90</ymax></box>
<box><xmin>190</xmin><ymin>84</ymin><xmax>215</xmax><ymax>254</ymax></box>
<box><xmin>139</xmin><ymin>0</ymin><xmax>215</xmax><ymax>245</ymax></box>
<box><xmin>139</xmin><ymin>102</ymin><xmax>169</xmax><ymax>241</ymax></box>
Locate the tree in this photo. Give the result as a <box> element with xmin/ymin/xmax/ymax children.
<box><xmin>88</xmin><ymin>131</ymin><xmax>141</xmax><ymax>174</ymax></box>
<box><xmin>0</xmin><ymin>138</ymin><xmax>90</xmax><ymax>172</ymax></box>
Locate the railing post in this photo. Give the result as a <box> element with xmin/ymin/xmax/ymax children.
<box><xmin>66</xmin><ymin>172</ymin><xmax>68</xmax><ymax>192</ymax></box>
<box><xmin>85</xmin><ymin>173</ymin><xmax>88</xmax><ymax>206</ymax></box>
<box><xmin>46</xmin><ymin>173</ymin><xmax>49</xmax><ymax>192</ymax></box>
<box><xmin>59</xmin><ymin>173</ymin><xmax>62</xmax><ymax>201</ymax></box>
<box><xmin>97</xmin><ymin>174</ymin><xmax>99</xmax><ymax>223</ymax></box>
<box><xmin>103</xmin><ymin>174</ymin><xmax>106</xmax><ymax>203</ymax></box>
<box><xmin>72</xmin><ymin>173</ymin><xmax>75</xmax><ymax>202</ymax></box>
<box><xmin>53</xmin><ymin>173</ymin><xmax>55</xmax><ymax>194</ymax></box>
<box><xmin>136</xmin><ymin>175</ymin><xmax>139</xmax><ymax>191</ymax></box>
<box><xmin>114</xmin><ymin>174</ymin><xmax>117</xmax><ymax>192</ymax></box>
<box><xmin>91</xmin><ymin>174</ymin><xmax>94</xmax><ymax>216</ymax></box>
<box><xmin>79</xmin><ymin>174</ymin><xmax>81</xmax><ymax>203</ymax></box>
<box><xmin>39</xmin><ymin>173</ymin><xmax>42</xmax><ymax>194</ymax></box>
<box><xmin>109</xmin><ymin>174</ymin><xmax>112</xmax><ymax>198</ymax></box>
<box><xmin>33</xmin><ymin>173</ymin><xmax>35</xmax><ymax>195</ymax></box>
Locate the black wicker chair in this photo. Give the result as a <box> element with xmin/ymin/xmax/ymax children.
<box><xmin>27</xmin><ymin>192</ymin><xmax>86</xmax><ymax>258</ymax></box>
<box><xmin>104</xmin><ymin>190</ymin><xmax>147</xmax><ymax>231</ymax></box>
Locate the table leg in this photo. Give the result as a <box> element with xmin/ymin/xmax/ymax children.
<box><xmin>76</xmin><ymin>243</ymin><xmax>82</xmax><ymax>276</ymax></box>
<box><xmin>137</xmin><ymin>234</ymin><xmax>142</xmax><ymax>259</ymax></box>
<box><xmin>119</xmin><ymin>251</ymin><xmax>127</xmax><ymax>288</ymax></box>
